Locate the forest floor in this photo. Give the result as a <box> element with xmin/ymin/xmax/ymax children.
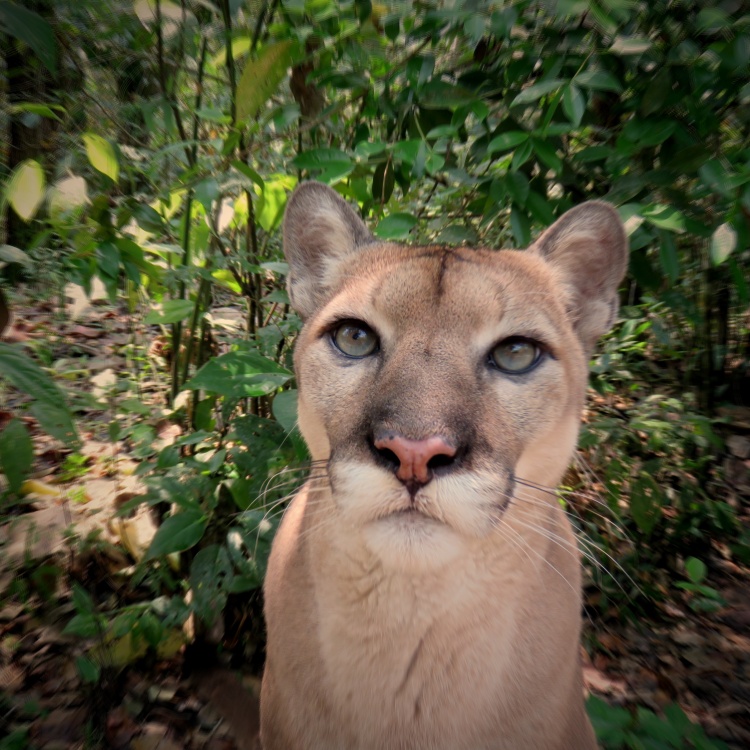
<box><xmin>1</xmin><ymin>289</ymin><xmax>749</xmax><ymax>750</ymax></box>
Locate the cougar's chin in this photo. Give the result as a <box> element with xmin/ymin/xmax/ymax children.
<box><xmin>328</xmin><ymin>460</ymin><xmax>513</xmax><ymax>568</ymax></box>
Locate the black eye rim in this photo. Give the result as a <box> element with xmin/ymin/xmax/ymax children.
<box><xmin>488</xmin><ymin>336</ymin><xmax>546</xmax><ymax>375</ymax></box>
<box><xmin>328</xmin><ymin>318</ymin><xmax>380</xmax><ymax>358</ymax></box>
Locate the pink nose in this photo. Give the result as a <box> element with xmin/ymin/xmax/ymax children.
<box><xmin>373</xmin><ymin>434</ymin><xmax>457</xmax><ymax>485</ymax></box>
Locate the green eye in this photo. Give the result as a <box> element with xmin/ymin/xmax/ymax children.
<box><xmin>490</xmin><ymin>338</ymin><xmax>542</xmax><ymax>373</ymax></box>
<box><xmin>332</xmin><ymin>321</ymin><xmax>379</xmax><ymax>358</ymax></box>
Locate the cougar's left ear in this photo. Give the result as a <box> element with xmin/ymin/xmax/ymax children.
<box><xmin>283</xmin><ymin>181</ymin><xmax>373</xmax><ymax>319</ymax></box>
<box><xmin>530</xmin><ymin>201</ymin><xmax>628</xmax><ymax>352</ymax></box>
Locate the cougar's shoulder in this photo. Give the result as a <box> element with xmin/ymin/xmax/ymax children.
<box><xmin>260</xmin><ymin>181</ymin><xmax>627</xmax><ymax>750</ymax></box>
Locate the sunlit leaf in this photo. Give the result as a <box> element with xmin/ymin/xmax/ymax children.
<box><xmin>710</xmin><ymin>223</ymin><xmax>737</xmax><ymax>266</ymax></box>
<box><xmin>236</xmin><ymin>41</ymin><xmax>294</xmax><ymax>123</ymax></box>
<box><xmin>6</xmin><ymin>159</ymin><xmax>45</xmax><ymax>222</ymax></box>
<box><xmin>83</xmin><ymin>133</ymin><xmax>119</xmax><ymax>182</ymax></box>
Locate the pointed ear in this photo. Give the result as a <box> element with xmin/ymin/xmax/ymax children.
<box><xmin>530</xmin><ymin>201</ymin><xmax>628</xmax><ymax>352</ymax></box>
<box><xmin>283</xmin><ymin>181</ymin><xmax>373</xmax><ymax>319</ymax></box>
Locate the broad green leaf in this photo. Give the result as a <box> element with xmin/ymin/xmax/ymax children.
<box><xmin>685</xmin><ymin>556</ymin><xmax>707</xmax><ymax>584</ymax></box>
<box><xmin>255</xmin><ymin>174</ymin><xmax>297</xmax><ymax>231</ymax></box>
<box><xmin>487</xmin><ymin>131</ymin><xmax>528</xmax><ymax>155</ymax></box>
<box><xmin>184</xmin><ymin>351</ymin><xmax>292</xmax><ymax>398</ymax></box>
<box><xmin>510</xmin><ymin>206</ymin><xmax>530</xmax><ymax>246</ymax></box>
<box><xmin>511</xmin><ymin>79</ymin><xmax>565</xmax><ymax>107</ymax></box>
<box><xmin>658</xmin><ymin>231</ymin><xmax>680</xmax><ymax>284</ymax></box>
<box><xmin>630</xmin><ymin>474</ymin><xmax>661</xmax><ymax>534</ymax></box>
<box><xmin>82</xmin><ymin>133</ymin><xmax>119</xmax><ymax>182</ymax></box>
<box><xmin>0</xmin><ymin>245</ymin><xmax>33</xmax><ymax>269</ymax></box>
<box><xmin>292</xmin><ymin>148</ymin><xmax>352</xmax><ymax>171</ymax></box>
<box><xmin>75</xmin><ymin>656</ymin><xmax>101</xmax><ymax>684</ymax></box>
<box><xmin>531</xmin><ymin>138</ymin><xmax>562</xmax><ymax>174</ymax></box>
<box><xmin>272</xmin><ymin>389</ymin><xmax>298</xmax><ymax>433</ymax></box>
<box><xmin>575</xmin><ymin>68</ymin><xmax>622</xmax><ymax>93</ymax></box>
<box><xmin>375</xmin><ymin>213</ymin><xmax>418</xmax><ymax>240</ymax></box>
<box><xmin>232</xmin><ymin>161</ymin><xmax>264</xmax><ymax>188</ymax></box>
<box><xmin>562</xmin><ymin>84</ymin><xmax>585</xmax><ymax>126</ymax></box>
<box><xmin>0</xmin><ymin>0</ymin><xmax>57</xmax><ymax>74</ymax></box>
<box><xmin>463</xmin><ymin>15</ymin><xmax>486</xmax><ymax>42</ymax></box>
<box><xmin>505</xmin><ymin>171</ymin><xmax>529</xmax><ymax>206</ymax></box>
<box><xmin>641</xmin><ymin>204</ymin><xmax>685</xmax><ymax>233</ymax></box>
<box><xmin>9</xmin><ymin>102</ymin><xmax>64</xmax><ymax>120</ymax></box>
<box><xmin>710</xmin><ymin>223</ymin><xmax>736</xmax><ymax>266</ymax></box>
<box><xmin>236</xmin><ymin>41</ymin><xmax>293</xmax><ymax>122</ymax></box>
<box><xmin>0</xmin><ymin>419</ymin><xmax>33</xmax><ymax>494</ymax></box>
<box><xmin>0</xmin><ymin>343</ymin><xmax>79</xmax><ymax>447</ymax></box>
<box><xmin>144</xmin><ymin>299</ymin><xmax>196</xmax><ymax>325</ymax></box>
<box><xmin>147</xmin><ymin>510</ymin><xmax>207</xmax><ymax>558</ymax></box>
<box><xmin>6</xmin><ymin>159</ymin><xmax>45</xmax><ymax>221</ymax></box>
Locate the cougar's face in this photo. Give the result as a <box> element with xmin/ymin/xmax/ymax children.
<box><xmin>294</xmin><ymin>244</ymin><xmax>589</xmax><ymax>566</ymax></box>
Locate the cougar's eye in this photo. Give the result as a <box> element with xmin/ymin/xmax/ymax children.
<box><xmin>490</xmin><ymin>337</ymin><xmax>542</xmax><ymax>374</ymax></box>
<box><xmin>331</xmin><ymin>321</ymin><xmax>379</xmax><ymax>358</ymax></box>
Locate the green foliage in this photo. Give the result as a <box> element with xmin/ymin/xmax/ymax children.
<box><xmin>588</xmin><ymin>696</ymin><xmax>729</xmax><ymax>750</ymax></box>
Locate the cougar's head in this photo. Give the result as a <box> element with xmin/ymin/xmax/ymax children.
<box><xmin>283</xmin><ymin>182</ymin><xmax>627</xmax><ymax>567</ymax></box>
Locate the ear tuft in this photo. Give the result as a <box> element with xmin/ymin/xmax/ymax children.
<box><xmin>530</xmin><ymin>201</ymin><xmax>628</xmax><ymax>351</ymax></box>
<box><xmin>283</xmin><ymin>182</ymin><xmax>373</xmax><ymax>318</ymax></box>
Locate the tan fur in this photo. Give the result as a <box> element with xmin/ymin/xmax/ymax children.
<box><xmin>260</xmin><ymin>182</ymin><xmax>628</xmax><ymax>749</ymax></box>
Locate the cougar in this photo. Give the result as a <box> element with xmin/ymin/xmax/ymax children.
<box><xmin>260</xmin><ymin>181</ymin><xmax>627</xmax><ymax>749</ymax></box>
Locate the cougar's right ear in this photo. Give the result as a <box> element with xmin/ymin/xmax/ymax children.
<box><xmin>283</xmin><ymin>181</ymin><xmax>373</xmax><ymax>319</ymax></box>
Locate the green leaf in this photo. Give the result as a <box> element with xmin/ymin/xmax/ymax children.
<box><xmin>0</xmin><ymin>419</ymin><xmax>33</xmax><ymax>494</ymax></box>
<box><xmin>183</xmin><ymin>350</ymin><xmax>293</xmax><ymax>398</ymax></box>
<box><xmin>0</xmin><ymin>343</ymin><xmax>79</xmax><ymax>447</ymax></box>
<box><xmin>272</xmin><ymin>389</ymin><xmax>298</xmax><ymax>433</ymax></box>
<box><xmin>147</xmin><ymin>509</ymin><xmax>207</xmax><ymax>557</ymax></box>
<box><xmin>0</xmin><ymin>245</ymin><xmax>33</xmax><ymax>269</ymax></box>
<box><xmin>575</xmin><ymin>68</ymin><xmax>622</xmax><ymax>93</ymax></box>
<box><xmin>291</xmin><ymin>148</ymin><xmax>354</xmax><ymax>183</ymax></box>
<box><xmin>144</xmin><ymin>299</ymin><xmax>196</xmax><ymax>325</ymax></box>
<box><xmin>641</xmin><ymin>204</ymin><xmax>685</xmax><ymax>233</ymax></box>
<box><xmin>82</xmin><ymin>133</ymin><xmax>119</xmax><ymax>182</ymax></box>
<box><xmin>510</xmin><ymin>206</ymin><xmax>530</xmax><ymax>246</ymax></box>
<box><xmin>75</xmin><ymin>655</ymin><xmax>101</xmax><ymax>684</ymax></box>
<box><xmin>531</xmin><ymin>138</ymin><xmax>563</xmax><ymax>174</ymax></box>
<box><xmin>562</xmin><ymin>84</ymin><xmax>585</xmax><ymax>126</ymax></box>
<box><xmin>487</xmin><ymin>131</ymin><xmax>529</xmax><ymax>155</ymax></box>
<box><xmin>232</xmin><ymin>161</ymin><xmax>264</xmax><ymax>188</ymax></box>
<box><xmin>658</xmin><ymin>231</ymin><xmax>680</xmax><ymax>284</ymax></box>
<box><xmin>236</xmin><ymin>41</ymin><xmax>293</xmax><ymax>122</ymax></box>
<box><xmin>6</xmin><ymin>159</ymin><xmax>45</xmax><ymax>222</ymax></box>
<box><xmin>685</xmin><ymin>557</ymin><xmax>707</xmax><ymax>584</ymax></box>
<box><xmin>0</xmin><ymin>0</ymin><xmax>57</xmax><ymax>74</ymax></box>
<box><xmin>630</xmin><ymin>474</ymin><xmax>661</xmax><ymax>534</ymax></box>
<box><xmin>375</xmin><ymin>213</ymin><xmax>418</xmax><ymax>240</ymax></box>
<box><xmin>28</xmin><ymin>401</ymin><xmax>81</xmax><ymax>448</ymax></box>
<box><xmin>710</xmin><ymin>223</ymin><xmax>737</xmax><ymax>266</ymax></box>
<box><xmin>511</xmin><ymin>79</ymin><xmax>565</xmax><ymax>107</ymax></box>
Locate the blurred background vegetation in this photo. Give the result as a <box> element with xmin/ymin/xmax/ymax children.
<box><xmin>1</xmin><ymin>0</ymin><xmax>749</xmax><ymax>748</ymax></box>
